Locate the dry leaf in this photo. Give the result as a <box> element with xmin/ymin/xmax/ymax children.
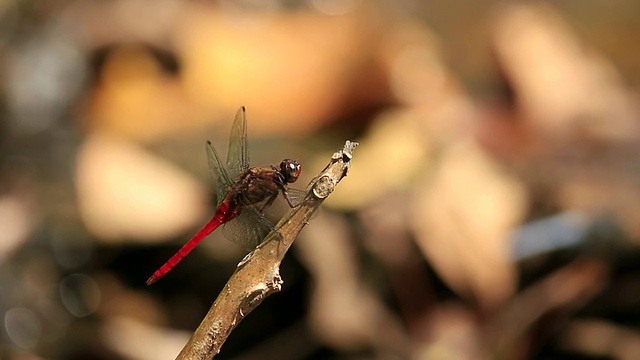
<box><xmin>411</xmin><ymin>141</ymin><xmax>527</xmax><ymax>309</ymax></box>
<box><xmin>76</xmin><ymin>133</ymin><xmax>209</xmax><ymax>242</ymax></box>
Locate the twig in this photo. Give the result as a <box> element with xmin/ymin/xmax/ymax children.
<box><xmin>176</xmin><ymin>140</ymin><xmax>359</xmax><ymax>360</ymax></box>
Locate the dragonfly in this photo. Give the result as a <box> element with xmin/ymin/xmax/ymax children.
<box><xmin>146</xmin><ymin>107</ymin><xmax>303</xmax><ymax>285</ymax></box>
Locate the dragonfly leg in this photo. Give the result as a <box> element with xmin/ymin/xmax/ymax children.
<box><xmin>260</xmin><ymin>193</ymin><xmax>278</xmax><ymax>216</ymax></box>
<box><xmin>281</xmin><ymin>188</ymin><xmax>300</xmax><ymax>208</ymax></box>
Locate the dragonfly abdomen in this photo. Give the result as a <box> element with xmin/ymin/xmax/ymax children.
<box><xmin>145</xmin><ymin>200</ymin><xmax>239</xmax><ymax>285</ymax></box>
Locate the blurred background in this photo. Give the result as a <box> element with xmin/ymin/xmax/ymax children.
<box><xmin>1</xmin><ymin>0</ymin><xmax>640</xmax><ymax>359</ymax></box>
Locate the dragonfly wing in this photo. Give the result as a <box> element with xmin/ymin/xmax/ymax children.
<box><xmin>222</xmin><ymin>187</ymin><xmax>286</xmax><ymax>250</ymax></box>
<box><xmin>284</xmin><ymin>187</ymin><xmax>308</xmax><ymax>208</ymax></box>
<box><xmin>207</xmin><ymin>141</ymin><xmax>234</xmax><ymax>208</ymax></box>
<box><xmin>226</xmin><ymin>107</ymin><xmax>250</xmax><ymax>182</ymax></box>
<box><xmin>222</xmin><ymin>203</ymin><xmax>276</xmax><ymax>250</ymax></box>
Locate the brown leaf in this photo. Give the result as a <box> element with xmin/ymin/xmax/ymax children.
<box><xmin>411</xmin><ymin>141</ymin><xmax>527</xmax><ymax>309</ymax></box>
<box><xmin>76</xmin><ymin>133</ymin><xmax>209</xmax><ymax>242</ymax></box>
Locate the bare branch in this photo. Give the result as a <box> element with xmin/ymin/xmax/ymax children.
<box><xmin>176</xmin><ymin>140</ymin><xmax>359</xmax><ymax>360</ymax></box>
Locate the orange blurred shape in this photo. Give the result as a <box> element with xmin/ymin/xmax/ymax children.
<box><xmin>75</xmin><ymin>133</ymin><xmax>209</xmax><ymax>243</ymax></box>
<box><xmin>560</xmin><ymin>319</ymin><xmax>640</xmax><ymax>359</ymax></box>
<box><xmin>491</xmin><ymin>3</ymin><xmax>639</xmax><ymax>143</ymax></box>
<box><xmin>411</xmin><ymin>141</ymin><xmax>527</xmax><ymax>310</ymax></box>
<box><xmin>0</xmin><ymin>192</ymin><xmax>38</xmax><ymax>264</ymax></box>
<box><xmin>102</xmin><ymin>316</ymin><xmax>189</xmax><ymax>360</ymax></box>
<box><xmin>82</xmin><ymin>45</ymin><xmax>204</xmax><ymax>141</ymax></box>
<box><xmin>299</xmin><ymin>212</ymin><xmax>407</xmax><ymax>353</ymax></box>
<box><xmin>324</xmin><ymin>108</ymin><xmax>429</xmax><ymax>210</ymax></box>
<box><xmin>176</xmin><ymin>5</ymin><xmax>385</xmax><ymax>135</ymax></box>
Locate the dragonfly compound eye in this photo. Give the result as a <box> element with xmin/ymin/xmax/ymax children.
<box><xmin>281</xmin><ymin>159</ymin><xmax>302</xmax><ymax>183</ymax></box>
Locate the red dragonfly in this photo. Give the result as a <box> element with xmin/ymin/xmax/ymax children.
<box><xmin>146</xmin><ymin>107</ymin><xmax>303</xmax><ymax>285</ymax></box>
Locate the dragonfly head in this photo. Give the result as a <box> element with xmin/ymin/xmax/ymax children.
<box><xmin>280</xmin><ymin>159</ymin><xmax>302</xmax><ymax>184</ymax></box>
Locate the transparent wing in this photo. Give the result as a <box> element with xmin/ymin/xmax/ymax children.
<box><xmin>284</xmin><ymin>187</ymin><xmax>308</xmax><ymax>208</ymax></box>
<box><xmin>206</xmin><ymin>141</ymin><xmax>234</xmax><ymax>208</ymax></box>
<box><xmin>221</xmin><ymin>187</ymin><xmax>304</xmax><ymax>249</ymax></box>
<box><xmin>222</xmin><ymin>195</ymin><xmax>280</xmax><ymax>250</ymax></box>
<box><xmin>226</xmin><ymin>107</ymin><xmax>250</xmax><ymax>182</ymax></box>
